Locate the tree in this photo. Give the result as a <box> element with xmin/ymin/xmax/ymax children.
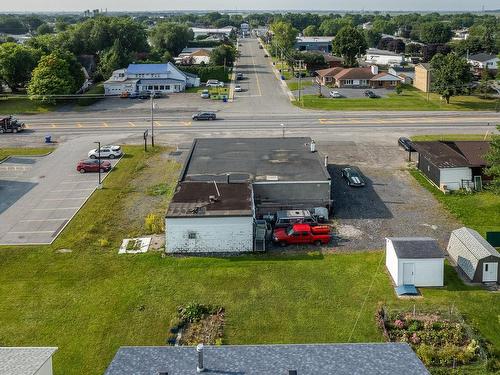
<box><xmin>485</xmin><ymin>125</ymin><xmax>500</xmax><ymax>192</ymax></box>
<box><xmin>150</xmin><ymin>22</ymin><xmax>193</xmax><ymax>56</ymax></box>
<box><xmin>332</xmin><ymin>25</ymin><xmax>367</xmax><ymax>67</ymax></box>
<box><xmin>303</xmin><ymin>25</ymin><xmax>319</xmax><ymax>37</ymax></box>
<box><xmin>270</xmin><ymin>21</ymin><xmax>298</xmax><ymax>52</ymax></box>
<box><xmin>364</xmin><ymin>29</ymin><xmax>382</xmax><ymax>48</ymax></box>
<box><xmin>422</xmin><ymin>43</ymin><xmax>451</xmax><ymax>62</ymax></box>
<box><xmin>0</xmin><ymin>42</ymin><xmax>39</xmax><ymax>91</ymax></box>
<box><xmin>419</xmin><ymin>22</ymin><xmax>453</xmax><ymax>44</ymax></box>
<box><xmin>28</xmin><ymin>50</ymin><xmax>84</xmax><ymax>103</ymax></box>
<box><xmin>209</xmin><ymin>44</ymin><xmax>237</xmax><ymax>66</ymax></box>
<box><xmin>318</xmin><ymin>18</ymin><xmax>351</xmax><ymax>36</ymax></box>
<box><xmin>386</xmin><ymin>39</ymin><xmax>405</xmax><ymax>53</ymax></box>
<box><xmin>36</xmin><ymin>23</ymin><xmax>53</xmax><ymax>35</ymax></box>
<box><xmin>405</xmin><ymin>43</ymin><xmax>422</xmax><ymax>56</ymax></box>
<box><xmin>294</xmin><ymin>52</ymin><xmax>327</xmax><ymax>71</ymax></box>
<box><xmin>24</xmin><ymin>15</ymin><xmax>44</xmax><ymax>33</ymax></box>
<box><xmin>430</xmin><ymin>52</ymin><xmax>473</xmax><ymax>104</ymax></box>
<box><xmin>98</xmin><ymin>39</ymin><xmax>132</xmax><ymax>79</ymax></box>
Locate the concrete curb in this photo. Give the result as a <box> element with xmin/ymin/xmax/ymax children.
<box><xmin>0</xmin><ymin>150</ymin><xmax>56</xmax><ymax>164</ymax></box>
<box><xmin>259</xmin><ymin>40</ymin><xmax>296</xmax><ymax>102</ymax></box>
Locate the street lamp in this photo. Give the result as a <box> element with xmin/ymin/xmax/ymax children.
<box><xmin>94</xmin><ymin>141</ymin><xmax>102</xmax><ymax>189</ymax></box>
<box><xmin>280</xmin><ymin>123</ymin><xmax>285</xmax><ymax>138</ymax></box>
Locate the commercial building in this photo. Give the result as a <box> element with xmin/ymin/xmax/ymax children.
<box><xmin>190</xmin><ymin>26</ymin><xmax>235</xmax><ymax>38</ymax></box>
<box><xmin>295</xmin><ymin>36</ymin><xmax>333</xmax><ymax>52</ymax></box>
<box><xmin>413</xmin><ymin>63</ymin><xmax>432</xmax><ymax>92</ymax></box>
<box><xmin>104</xmin><ymin>63</ymin><xmax>200</xmax><ymax>96</ymax></box>
<box><xmin>174</xmin><ymin>48</ymin><xmax>212</xmax><ymax>65</ymax></box>
<box><xmin>315</xmin><ymin>66</ymin><xmax>401</xmax><ymax>88</ymax></box>
<box><xmin>365</xmin><ymin>48</ymin><xmax>405</xmax><ymax>66</ymax></box>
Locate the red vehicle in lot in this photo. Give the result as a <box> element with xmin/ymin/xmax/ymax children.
<box><xmin>76</xmin><ymin>159</ymin><xmax>111</xmax><ymax>173</ymax></box>
<box><xmin>272</xmin><ymin>223</ymin><xmax>332</xmax><ymax>247</ymax></box>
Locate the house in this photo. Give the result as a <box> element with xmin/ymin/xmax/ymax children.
<box><xmin>295</xmin><ymin>36</ymin><xmax>333</xmax><ymax>52</ymax></box>
<box><xmin>362</xmin><ymin>22</ymin><xmax>373</xmax><ymax>30</ymax></box>
<box><xmin>104</xmin><ymin>343</ymin><xmax>430</xmax><ymax>375</ymax></box>
<box><xmin>386</xmin><ymin>237</ymin><xmax>445</xmax><ymax>287</ymax></box>
<box><xmin>315</xmin><ymin>66</ymin><xmax>401</xmax><ymax>88</ymax></box>
<box><xmin>103</xmin><ymin>63</ymin><xmax>200</xmax><ymax>96</ymax></box>
<box><xmin>388</xmin><ymin>66</ymin><xmax>415</xmax><ymax>84</ymax></box>
<box><xmin>165</xmin><ymin>137</ymin><xmax>331</xmax><ymax>253</ymax></box>
<box><xmin>240</xmin><ymin>22</ymin><xmax>250</xmax><ymax>36</ymax></box>
<box><xmin>413</xmin><ymin>63</ymin><xmax>432</xmax><ymax>92</ymax></box>
<box><xmin>447</xmin><ymin>227</ymin><xmax>500</xmax><ymax>283</ymax></box>
<box><xmin>316</xmin><ymin>51</ymin><xmax>343</xmax><ymax>68</ymax></box>
<box><xmin>412</xmin><ymin>141</ymin><xmax>491</xmax><ymax>191</ymax></box>
<box><xmin>165</xmin><ymin>182</ymin><xmax>254</xmax><ymax>253</ymax></box>
<box><xmin>467</xmin><ymin>53</ymin><xmax>499</xmax><ymax>72</ymax></box>
<box><xmin>365</xmin><ymin>48</ymin><xmax>405</xmax><ymax>66</ymax></box>
<box><xmin>452</xmin><ymin>28</ymin><xmax>469</xmax><ymax>41</ymax></box>
<box><xmin>175</xmin><ymin>48</ymin><xmax>212</xmax><ymax>65</ymax></box>
<box><xmin>0</xmin><ymin>347</ymin><xmax>58</xmax><ymax>375</ymax></box>
<box><xmin>190</xmin><ymin>26</ymin><xmax>235</xmax><ymax>38</ymax></box>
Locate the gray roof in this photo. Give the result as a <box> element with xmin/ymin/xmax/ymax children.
<box><xmin>468</xmin><ymin>53</ymin><xmax>498</xmax><ymax>62</ymax></box>
<box><xmin>0</xmin><ymin>347</ymin><xmax>58</xmax><ymax>375</ymax></box>
<box><xmin>181</xmin><ymin>138</ymin><xmax>331</xmax><ymax>183</ymax></box>
<box><xmin>387</xmin><ymin>237</ymin><xmax>444</xmax><ymax>259</ymax></box>
<box><xmin>447</xmin><ymin>227</ymin><xmax>500</xmax><ymax>279</ymax></box>
<box><xmin>104</xmin><ymin>343</ymin><xmax>429</xmax><ymax>375</ymax></box>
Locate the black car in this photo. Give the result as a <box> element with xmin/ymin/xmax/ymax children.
<box><xmin>398</xmin><ymin>137</ymin><xmax>415</xmax><ymax>152</ymax></box>
<box><xmin>236</xmin><ymin>73</ymin><xmax>244</xmax><ymax>80</ymax></box>
<box><xmin>192</xmin><ymin>112</ymin><xmax>216</xmax><ymax>121</ymax></box>
<box><xmin>138</xmin><ymin>91</ymin><xmax>150</xmax><ymax>99</ymax></box>
<box><xmin>341</xmin><ymin>167</ymin><xmax>366</xmax><ymax>187</ymax></box>
<box><xmin>364</xmin><ymin>90</ymin><xmax>379</xmax><ymax>98</ymax></box>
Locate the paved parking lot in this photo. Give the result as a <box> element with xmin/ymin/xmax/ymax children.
<box><xmin>295</xmin><ymin>83</ymin><xmax>391</xmax><ymax>98</ymax></box>
<box><xmin>0</xmin><ymin>135</ymin><xmax>124</xmax><ymax>245</ymax></box>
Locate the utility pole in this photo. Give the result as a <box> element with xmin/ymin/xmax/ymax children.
<box><xmin>150</xmin><ymin>93</ymin><xmax>155</xmax><ymax>148</ymax></box>
<box><xmin>280</xmin><ymin>123</ymin><xmax>285</xmax><ymax>138</ymax></box>
<box><xmin>94</xmin><ymin>141</ymin><xmax>102</xmax><ymax>188</ymax></box>
<box><xmin>297</xmin><ymin>60</ymin><xmax>304</xmax><ymax>104</ymax></box>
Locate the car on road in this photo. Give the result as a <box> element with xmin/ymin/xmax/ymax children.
<box><xmin>329</xmin><ymin>90</ymin><xmax>342</xmax><ymax>98</ymax></box>
<box><xmin>234</xmin><ymin>84</ymin><xmax>242</xmax><ymax>92</ymax></box>
<box><xmin>206</xmin><ymin>80</ymin><xmax>224</xmax><ymax>87</ymax></box>
<box><xmin>120</xmin><ymin>92</ymin><xmax>129</xmax><ymax>98</ymax></box>
<box><xmin>236</xmin><ymin>73</ymin><xmax>244</xmax><ymax>80</ymax></box>
<box><xmin>88</xmin><ymin>145</ymin><xmax>122</xmax><ymax>159</ymax></box>
<box><xmin>138</xmin><ymin>91</ymin><xmax>150</xmax><ymax>99</ymax></box>
<box><xmin>76</xmin><ymin>159</ymin><xmax>112</xmax><ymax>173</ymax></box>
<box><xmin>200</xmin><ymin>89</ymin><xmax>210</xmax><ymax>99</ymax></box>
<box><xmin>192</xmin><ymin>112</ymin><xmax>216</xmax><ymax>121</ymax></box>
<box><xmin>128</xmin><ymin>92</ymin><xmax>139</xmax><ymax>99</ymax></box>
<box><xmin>259</xmin><ymin>45</ymin><xmax>263</xmax><ymax>49</ymax></box>
<box><xmin>364</xmin><ymin>90</ymin><xmax>379</xmax><ymax>98</ymax></box>
<box><xmin>398</xmin><ymin>137</ymin><xmax>416</xmax><ymax>152</ymax></box>
<box><xmin>264</xmin><ymin>53</ymin><xmax>269</xmax><ymax>57</ymax></box>
<box><xmin>341</xmin><ymin>167</ymin><xmax>366</xmax><ymax>187</ymax></box>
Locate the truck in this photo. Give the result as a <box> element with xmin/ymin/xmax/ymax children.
<box><xmin>0</xmin><ymin>116</ymin><xmax>25</xmax><ymax>134</ymax></box>
<box><xmin>272</xmin><ymin>223</ymin><xmax>332</xmax><ymax>247</ymax></box>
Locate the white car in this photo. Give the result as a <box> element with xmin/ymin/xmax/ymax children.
<box><xmin>234</xmin><ymin>84</ymin><xmax>242</xmax><ymax>92</ymax></box>
<box><xmin>200</xmin><ymin>89</ymin><xmax>210</xmax><ymax>99</ymax></box>
<box><xmin>329</xmin><ymin>90</ymin><xmax>342</xmax><ymax>98</ymax></box>
<box><xmin>206</xmin><ymin>80</ymin><xmax>224</xmax><ymax>88</ymax></box>
<box><xmin>88</xmin><ymin>145</ymin><xmax>122</xmax><ymax>159</ymax></box>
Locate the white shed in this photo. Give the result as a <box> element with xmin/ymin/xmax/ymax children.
<box><xmin>386</xmin><ymin>237</ymin><xmax>445</xmax><ymax>287</ymax></box>
<box><xmin>0</xmin><ymin>347</ymin><xmax>58</xmax><ymax>375</ymax></box>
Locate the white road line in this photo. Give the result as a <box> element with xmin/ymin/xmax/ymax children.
<box><xmin>20</xmin><ymin>218</ymin><xmax>69</xmax><ymax>222</ymax></box>
<box><xmin>8</xmin><ymin>231</ymin><xmax>54</xmax><ymax>234</ymax></box>
<box><xmin>33</xmin><ymin>207</ymin><xmax>81</xmax><ymax>211</ymax></box>
<box><xmin>43</xmin><ymin>197</ymin><xmax>87</xmax><ymax>201</ymax></box>
<box><xmin>250</xmin><ymin>53</ymin><xmax>263</xmax><ymax>97</ymax></box>
<box><xmin>51</xmin><ymin>188</ymin><xmax>94</xmax><ymax>192</ymax></box>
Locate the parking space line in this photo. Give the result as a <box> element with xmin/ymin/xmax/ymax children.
<box><xmin>20</xmin><ymin>218</ymin><xmax>70</xmax><ymax>222</ymax></box>
<box><xmin>102</xmin><ymin>122</ymin><xmax>109</xmax><ymax>127</ymax></box>
<box><xmin>43</xmin><ymin>197</ymin><xmax>87</xmax><ymax>201</ymax></box>
<box><xmin>33</xmin><ymin>207</ymin><xmax>81</xmax><ymax>211</ymax></box>
<box><xmin>8</xmin><ymin>231</ymin><xmax>54</xmax><ymax>234</ymax></box>
<box><xmin>77</xmin><ymin>123</ymin><xmax>83</xmax><ymax>128</ymax></box>
<box><xmin>51</xmin><ymin>188</ymin><xmax>94</xmax><ymax>192</ymax></box>
<box><xmin>155</xmin><ymin>121</ymin><xmax>162</xmax><ymax>127</ymax></box>
<box><xmin>129</xmin><ymin>122</ymin><xmax>136</xmax><ymax>127</ymax></box>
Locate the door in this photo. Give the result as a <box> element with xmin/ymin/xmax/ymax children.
<box><xmin>483</xmin><ymin>262</ymin><xmax>498</xmax><ymax>282</ymax></box>
<box><xmin>402</xmin><ymin>263</ymin><xmax>415</xmax><ymax>285</ymax></box>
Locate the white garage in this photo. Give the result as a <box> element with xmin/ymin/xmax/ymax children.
<box><xmin>386</xmin><ymin>237</ymin><xmax>445</xmax><ymax>287</ymax></box>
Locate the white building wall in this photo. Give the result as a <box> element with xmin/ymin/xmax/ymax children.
<box><xmin>366</xmin><ymin>54</ymin><xmax>404</xmax><ymax>65</ymax></box>
<box><xmin>385</xmin><ymin>239</ymin><xmax>399</xmax><ymax>285</ymax></box>
<box><xmin>439</xmin><ymin>167</ymin><xmax>472</xmax><ymax>190</ymax></box>
<box><xmin>165</xmin><ymin>216</ymin><xmax>253</xmax><ymax>253</ymax></box>
<box><xmin>35</xmin><ymin>357</ymin><xmax>54</xmax><ymax>375</ymax></box>
<box><xmin>397</xmin><ymin>258</ymin><xmax>444</xmax><ymax>287</ymax></box>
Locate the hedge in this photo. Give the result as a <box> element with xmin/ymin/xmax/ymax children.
<box><xmin>180</xmin><ymin>65</ymin><xmax>230</xmax><ymax>83</ymax></box>
<box><xmin>186</xmin><ymin>40</ymin><xmax>222</xmax><ymax>48</ymax></box>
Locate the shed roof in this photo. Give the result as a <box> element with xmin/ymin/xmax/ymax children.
<box><xmin>366</xmin><ymin>48</ymin><xmax>403</xmax><ymax>56</ymax></box>
<box><xmin>412</xmin><ymin>141</ymin><xmax>490</xmax><ymax>168</ymax></box>
<box><xmin>0</xmin><ymin>347</ymin><xmax>58</xmax><ymax>375</ymax></box>
<box><xmin>104</xmin><ymin>343</ymin><xmax>430</xmax><ymax>375</ymax></box>
<box><xmin>371</xmin><ymin>72</ymin><xmax>402</xmax><ymax>81</ymax></box>
<box><xmin>468</xmin><ymin>53</ymin><xmax>498</xmax><ymax>62</ymax></box>
<box><xmin>387</xmin><ymin>237</ymin><xmax>444</xmax><ymax>259</ymax></box>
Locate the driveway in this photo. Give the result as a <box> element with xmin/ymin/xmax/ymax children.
<box><xmin>0</xmin><ymin>134</ymin><xmax>128</xmax><ymax>245</ymax></box>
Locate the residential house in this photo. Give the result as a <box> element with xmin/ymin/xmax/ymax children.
<box><xmin>386</xmin><ymin>237</ymin><xmax>445</xmax><ymax>287</ymax></box>
<box><xmin>467</xmin><ymin>53</ymin><xmax>499</xmax><ymax>72</ymax></box>
<box><xmin>295</xmin><ymin>36</ymin><xmax>333</xmax><ymax>52</ymax></box>
<box><xmin>0</xmin><ymin>347</ymin><xmax>58</xmax><ymax>375</ymax></box>
<box><xmin>447</xmin><ymin>227</ymin><xmax>500</xmax><ymax>284</ymax></box>
<box><xmin>388</xmin><ymin>66</ymin><xmax>415</xmax><ymax>84</ymax></box>
<box><xmin>104</xmin><ymin>343</ymin><xmax>430</xmax><ymax>375</ymax></box>
<box><xmin>362</xmin><ymin>22</ymin><xmax>373</xmax><ymax>30</ymax></box>
<box><xmin>365</xmin><ymin>48</ymin><xmax>405</xmax><ymax>66</ymax></box>
<box><xmin>412</xmin><ymin>141</ymin><xmax>491</xmax><ymax>191</ymax></box>
<box><xmin>315</xmin><ymin>66</ymin><xmax>401</xmax><ymax>88</ymax></box>
<box><xmin>452</xmin><ymin>28</ymin><xmax>469</xmax><ymax>41</ymax></box>
<box><xmin>413</xmin><ymin>63</ymin><xmax>432</xmax><ymax>92</ymax></box>
<box><xmin>175</xmin><ymin>48</ymin><xmax>212</xmax><ymax>65</ymax></box>
<box><xmin>315</xmin><ymin>67</ymin><xmax>344</xmax><ymax>86</ymax></box>
<box><xmin>190</xmin><ymin>26</ymin><xmax>235</xmax><ymax>38</ymax></box>
<box><xmin>103</xmin><ymin>63</ymin><xmax>200</xmax><ymax>96</ymax></box>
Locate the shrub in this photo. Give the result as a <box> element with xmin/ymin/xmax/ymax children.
<box><xmin>394</xmin><ymin>319</ymin><xmax>405</xmax><ymax>329</ymax></box>
<box><xmin>178</xmin><ymin>303</ymin><xmax>212</xmax><ymax>323</ymax></box>
<box><xmin>144</xmin><ymin>213</ymin><xmax>164</xmax><ymax>233</ymax></box>
<box><xmin>417</xmin><ymin>344</ymin><xmax>437</xmax><ymax>365</ymax></box>
<box><xmin>98</xmin><ymin>238</ymin><xmax>109</xmax><ymax>247</ymax></box>
<box><xmin>407</xmin><ymin>320</ymin><xmax>422</xmax><ymax>333</ymax></box>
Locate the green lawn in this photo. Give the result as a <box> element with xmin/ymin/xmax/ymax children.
<box><xmin>0</xmin><ymin>97</ymin><xmax>55</xmax><ymax>115</ymax></box>
<box><xmin>287</xmin><ymin>80</ymin><xmax>313</xmax><ymax>91</ymax></box>
<box><xmin>412</xmin><ymin>134</ymin><xmax>494</xmax><ymax>142</ymax></box>
<box><xmin>297</xmin><ymin>87</ymin><xmax>499</xmax><ymax>111</ymax></box>
<box><xmin>0</xmin><ymin>146</ymin><xmax>499</xmax><ymax>375</ymax></box>
<box><xmin>0</xmin><ymin>147</ymin><xmax>55</xmax><ymax>162</ymax></box>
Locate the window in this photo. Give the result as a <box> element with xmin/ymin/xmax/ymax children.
<box><xmin>485</xmin><ymin>264</ymin><xmax>489</xmax><ymax>272</ymax></box>
<box><xmin>154</xmin><ymin>85</ymin><xmax>159</xmax><ymax>91</ymax></box>
<box><xmin>166</xmin><ymin>85</ymin><xmax>170</xmax><ymax>90</ymax></box>
<box><xmin>188</xmin><ymin>232</ymin><xmax>197</xmax><ymax>239</ymax></box>
<box><xmin>148</xmin><ymin>85</ymin><xmax>153</xmax><ymax>90</ymax></box>
<box><xmin>159</xmin><ymin>85</ymin><xmax>165</xmax><ymax>90</ymax></box>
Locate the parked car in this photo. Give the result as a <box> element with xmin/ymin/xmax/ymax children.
<box><xmin>88</xmin><ymin>145</ymin><xmax>122</xmax><ymax>159</ymax></box>
<box><xmin>273</xmin><ymin>223</ymin><xmax>332</xmax><ymax>247</ymax></box>
<box><xmin>206</xmin><ymin>80</ymin><xmax>224</xmax><ymax>87</ymax></box>
<box><xmin>329</xmin><ymin>90</ymin><xmax>342</xmax><ymax>98</ymax></box>
<box><xmin>364</xmin><ymin>90</ymin><xmax>379</xmax><ymax>98</ymax></box>
<box><xmin>234</xmin><ymin>84</ymin><xmax>242</xmax><ymax>92</ymax></box>
<box><xmin>236</xmin><ymin>73</ymin><xmax>244</xmax><ymax>80</ymax></box>
<box><xmin>0</xmin><ymin>116</ymin><xmax>25</xmax><ymax>134</ymax></box>
<box><xmin>120</xmin><ymin>92</ymin><xmax>129</xmax><ymax>98</ymax></box>
<box><xmin>341</xmin><ymin>167</ymin><xmax>366</xmax><ymax>187</ymax></box>
<box><xmin>274</xmin><ymin>210</ymin><xmax>317</xmax><ymax>228</ymax></box>
<box><xmin>398</xmin><ymin>137</ymin><xmax>416</xmax><ymax>152</ymax></box>
<box><xmin>76</xmin><ymin>159</ymin><xmax>112</xmax><ymax>173</ymax></box>
<box><xmin>192</xmin><ymin>112</ymin><xmax>216</xmax><ymax>121</ymax></box>
<box><xmin>138</xmin><ymin>91</ymin><xmax>150</xmax><ymax>99</ymax></box>
<box><xmin>200</xmin><ymin>89</ymin><xmax>210</xmax><ymax>99</ymax></box>
<box><xmin>128</xmin><ymin>92</ymin><xmax>139</xmax><ymax>99</ymax></box>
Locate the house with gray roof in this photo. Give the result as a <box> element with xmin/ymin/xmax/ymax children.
<box><xmin>0</xmin><ymin>347</ymin><xmax>58</xmax><ymax>375</ymax></box>
<box><xmin>386</xmin><ymin>237</ymin><xmax>445</xmax><ymax>287</ymax></box>
<box><xmin>104</xmin><ymin>343</ymin><xmax>429</xmax><ymax>375</ymax></box>
<box><xmin>447</xmin><ymin>227</ymin><xmax>500</xmax><ymax>283</ymax></box>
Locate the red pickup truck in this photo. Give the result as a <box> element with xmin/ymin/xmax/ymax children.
<box><xmin>273</xmin><ymin>224</ymin><xmax>332</xmax><ymax>247</ymax></box>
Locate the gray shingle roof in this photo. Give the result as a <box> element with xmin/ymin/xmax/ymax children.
<box><xmin>387</xmin><ymin>237</ymin><xmax>444</xmax><ymax>259</ymax></box>
<box><xmin>468</xmin><ymin>53</ymin><xmax>497</xmax><ymax>62</ymax></box>
<box><xmin>104</xmin><ymin>343</ymin><xmax>429</xmax><ymax>375</ymax></box>
<box><xmin>0</xmin><ymin>347</ymin><xmax>57</xmax><ymax>375</ymax></box>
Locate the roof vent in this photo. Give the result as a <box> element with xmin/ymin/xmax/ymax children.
<box><xmin>266</xmin><ymin>175</ymin><xmax>279</xmax><ymax>181</ymax></box>
<box><xmin>196</xmin><ymin>344</ymin><xmax>205</xmax><ymax>373</ymax></box>
<box><xmin>289</xmin><ymin>371</ymin><xmax>298</xmax><ymax>375</ymax></box>
<box><xmin>158</xmin><ymin>372</ymin><xmax>168</xmax><ymax>375</ymax></box>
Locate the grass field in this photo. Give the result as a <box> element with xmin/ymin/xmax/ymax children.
<box><xmin>412</xmin><ymin>134</ymin><xmax>494</xmax><ymax>142</ymax></box>
<box><xmin>0</xmin><ymin>147</ymin><xmax>55</xmax><ymax>162</ymax></box>
<box><xmin>0</xmin><ymin>146</ymin><xmax>499</xmax><ymax>375</ymax></box>
<box><xmin>287</xmin><ymin>80</ymin><xmax>313</xmax><ymax>91</ymax></box>
<box><xmin>0</xmin><ymin>97</ymin><xmax>55</xmax><ymax>114</ymax></box>
<box><xmin>297</xmin><ymin>87</ymin><xmax>499</xmax><ymax>111</ymax></box>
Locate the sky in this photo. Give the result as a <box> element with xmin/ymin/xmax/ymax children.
<box><xmin>0</xmin><ymin>0</ymin><xmax>498</xmax><ymax>12</ymax></box>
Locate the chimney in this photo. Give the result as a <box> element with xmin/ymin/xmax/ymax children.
<box><xmin>371</xmin><ymin>65</ymin><xmax>378</xmax><ymax>75</ymax></box>
<box><xmin>310</xmin><ymin>140</ymin><xmax>316</xmax><ymax>153</ymax></box>
<box><xmin>157</xmin><ymin>372</ymin><xmax>168</xmax><ymax>375</ymax></box>
<box><xmin>226</xmin><ymin>173</ymin><xmax>230</xmax><ymax>184</ymax></box>
<box><xmin>324</xmin><ymin>154</ymin><xmax>328</xmax><ymax>167</ymax></box>
<box><xmin>196</xmin><ymin>344</ymin><xmax>205</xmax><ymax>373</ymax></box>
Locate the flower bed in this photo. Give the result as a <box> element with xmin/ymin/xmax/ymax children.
<box><xmin>376</xmin><ymin>306</ymin><xmax>485</xmax><ymax>369</ymax></box>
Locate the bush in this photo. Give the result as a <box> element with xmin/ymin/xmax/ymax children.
<box><xmin>98</xmin><ymin>238</ymin><xmax>109</xmax><ymax>247</ymax></box>
<box><xmin>179</xmin><ymin>65</ymin><xmax>229</xmax><ymax>83</ymax></box>
<box><xmin>178</xmin><ymin>303</ymin><xmax>213</xmax><ymax>323</ymax></box>
<box><xmin>144</xmin><ymin>213</ymin><xmax>164</xmax><ymax>233</ymax></box>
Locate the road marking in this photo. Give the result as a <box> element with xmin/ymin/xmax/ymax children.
<box><xmin>250</xmin><ymin>53</ymin><xmax>263</xmax><ymax>97</ymax></box>
<box><xmin>20</xmin><ymin>218</ymin><xmax>69</xmax><ymax>222</ymax></box>
<box><xmin>43</xmin><ymin>197</ymin><xmax>87</xmax><ymax>201</ymax></box>
<box><xmin>51</xmin><ymin>188</ymin><xmax>94</xmax><ymax>192</ymax></box>
<box><xmin>33</xmin><ymin>207</ymin><xmax>81</xmax><ymax>211</ymax></box>
<box><xmin>8</xmin><ymin>231</ymin><xmax>54</xmax><ymax>234</ymax></box>
<box><xmin>77</xmin><ymin>123</ymin><xmax>83</xmax><ymax>128</ymax></box>
<box><xmin>129</xmin><ymin>122</ymin><xmax>136</xmax><ymax>127</ymax></box>
<box><xmin>103</xmin><ymin>122</ymin><xmax>109</xmax><ymax>127</ymax></box>
<box><xmin>181</xmin><ymin>121</ymin><xmax>192</xmax><ymax>126</ymax></box>
<box><xmin>51</xmin><ymin>123</ymin><xmax>57</xmax><ymax>128</ymax></box>
<box><xmin>155</xmin><ymin>121</ymin><xmax>162</xmax><ymax>127</ymax></box>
